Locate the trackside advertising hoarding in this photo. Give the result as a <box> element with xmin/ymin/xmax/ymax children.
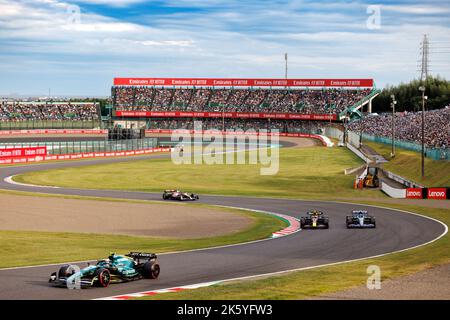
<box><xmin>427</xmin><ymin>188</ymin><xmax>447</xmax><ymax>200</ymax></box>
<box><xmin>115</xmin><ymin>111</ymin><xmax>337</xmax><ymax>120</ymax></box>
<box><xmin>0</xmin><ymin>129</ymin><xmax>107</xmax><ymax>136</ymax></box>
<box><xmin>0</xmin><ymin>147</ymin><xmax>47</xmax><ymax>160</ymax></box>
<box><xmin>0</xmin><ymin>147</ymin><xmax>171</xmax><ymax>165</ymax></box>
<box><xmin>114</xmin><ymin>78</ymin><xmax>374</xmax><ymax>88</ymax></box>
<box><xmin>406</xmin><ymin>188</ymin><xmax>423</xmax><ymax>199</ymax></box>
<box><xmin>406</xmin><ymin>187</ymin><xmax>449</xmax><ymax>200</ymax></box>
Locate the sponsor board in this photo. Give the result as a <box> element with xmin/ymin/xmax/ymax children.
<box><xmin>114</xmin><ymin>77</ymin><xmax>374</xmax><ymax>87</ymax></box>
<box><xmin>0</xmin><ymin>129</ymin><xmax>107</xmax><ymax>136</ymax></box>
<box><xmin>115</xmin><ymin>111</ymin><xmax>337</xmax><ymax>120</ymax></box>
<box><xmin>427</xmin><ymin>188</ymin><xmax>447</xmax><ymax>200</ymax></box>
<box><xmin>0</xmin><ymin>147</ymin><xmax>47</xmax><ymax>159</ymax></box>
<box><xmin>0</xmin><ymin>147</ymin><xmax>171</xmax><ymax>165</ymax></box>
<box><xmin>401</xmin><ymin>187</ymin><xmax>449</xmax><ymax>200</ymax></box>
<box><xmin>406</xmin><ymin>188</ymin><xmax>423</xmax><ymax>199</ymax></box>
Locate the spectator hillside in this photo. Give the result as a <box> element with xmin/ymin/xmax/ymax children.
<box><xmin>0</xmin><ymin>102</ymin><xmax>100</xmax><ymax>121</ymax></box>
<box><xmin>347</xmin><ymin>106</ymin><xmax>450</xmax><ymax>149</ymax></box>
<box><xmin>113</xmin><ymin>87</ymin><xmax>372</xmax><ymax>115</ymax></box>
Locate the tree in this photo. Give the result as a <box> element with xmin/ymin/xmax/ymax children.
<box><xmin>372</xmin><ymin>76</ymin><xmax>450</xmax><ymax>113</ymax></box>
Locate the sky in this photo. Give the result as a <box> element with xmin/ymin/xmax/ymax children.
<box><xmin>0</xmin><ymin>0</ymin><xmax>449</xmax><ymax>97</ymax></box>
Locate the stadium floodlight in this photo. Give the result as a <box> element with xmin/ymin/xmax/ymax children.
<box><xmin>418</xmin><ymin>86</ymin><xmax>426</xmax><ymax>178</ymax></box>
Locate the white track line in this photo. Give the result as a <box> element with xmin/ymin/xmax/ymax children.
<box><xmin>0</xmin><ymin>207</ymin><xmax>299</xmax><ymax>271</ymax></box>
<box><xmin>98</xmin><ymin>206</ymin><xmax>448</xmax><ymax>300</ymax></box>
<box><xmin>3</xmin><ymin>175</ymin><xmax>60</xmax><ymax>188</ymax></box>
<box><xmin>1</xmin><ymin>153</ymin><xmax>448</xmax><ymax>298</ymax></box>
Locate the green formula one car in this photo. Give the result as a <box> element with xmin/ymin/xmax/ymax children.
<box><xmin>49</xmin><ymin>252</ymin><xmax>160</xmax><ymax>289</ymax></box>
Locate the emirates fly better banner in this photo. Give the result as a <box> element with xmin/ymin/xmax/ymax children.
<box><xmin>0</xmin><ymin>147</ymin><xmax>47</xmax><ymax>159</ymax></box>
<box><xmin>114</xmin><ymin>78</ymin><xmax>374</xmax><ymax>87</ymax></box>
<box><xmin>115</xmin><ymin>111</ymin><xmax>337</xmax><ymax>120</ymax></box>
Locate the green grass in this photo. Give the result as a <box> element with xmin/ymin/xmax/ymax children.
<box><xmin>364</xmin><ymin>141</ymin><xmax>450</xmax><ymax>187</ymax></box>
<box><xmin>0</xmin><ymin>208</ymin><xmax>287</xmax><ymax>269</ymax></box>
<box><xmin>4</xmin><ymin>144</ymin><xmax>449</xmax><ymax>298</ymax></box>
<box><xmin>14</xmin><ymin>146</ymin><xmax>381</xmax><ymax>199</ymax></box>
<box><xmin>137</xmin><ymin>202</ymin><xmax>449</xmax><ymax>300</ymax></box>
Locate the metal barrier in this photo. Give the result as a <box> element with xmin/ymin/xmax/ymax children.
<box><xmin>0</xmin><ymin>138</ymin><xmax>158</xmax><ymax>155</ymax></box>
<box><xmin>380</xmin><ymin>168</ymin><xmax>424</xmax><ymax>188</ymax></box>
<box><xmin>324</xmin><ymin>126</ymin><xmax>344</xmax><ymax>142</ymax></box>
<box><xmin>381</xmin><ymin>181</ymin><xmax>406</xmax><ymax>198</ymax></box>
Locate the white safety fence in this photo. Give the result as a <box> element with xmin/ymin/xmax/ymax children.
<box><xmin>381</xmin><ymin>181</ymin><xmax>406</xmax><ymax>198</ymax></box>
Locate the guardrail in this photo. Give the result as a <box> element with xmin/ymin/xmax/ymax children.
<box><xmin>380</xmin><ymin>168</ymin><xmax>425</xmax><ymax>189</ymax></box>
<box><xmin>381</xmin><ymin>181</ymin><xmax>406</xmax><ymax>198</ymax></box>
<box><xmin>346</xmin><ymin>143</ymin><xmax>371</xmax><ymax>163</ymax></box>
<box><xmin>344</xmin><ymin>164</ymin><xmax>366</xmax><ymax>175</ymax></box>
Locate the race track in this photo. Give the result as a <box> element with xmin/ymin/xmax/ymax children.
<box><xmin>0</xmin><ymin>140</ymin><xmax>446</xmax><ymax>300</ymax></box>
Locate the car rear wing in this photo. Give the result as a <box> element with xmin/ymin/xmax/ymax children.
<box><xmin>126</xmin><ymin>252</ymin><xmax>157</xmax><ymax>260</ymax></box>
<box><xmin>351</xmin><ymin>210</ymin><xmax>368</xmax><ymax>214</ymax></box>
<box><xmin>306</xmin><ymin>211</ymin><xmax>324</xmax><ymax>215</ymax></box>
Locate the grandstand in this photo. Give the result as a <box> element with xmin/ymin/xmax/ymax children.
<box><xmin>0</xmin><ymin>101</ymin><xmax>100</xmax><ymax>121</ymax></box>
<box><xmin>347</xmin><ymin>107</ymin><xmax>450</xmax><ymax>149</ymax></box>
<box><xmin>0</xmin><ymin>101</ymin><xmax>101</xmax><ymax>130</ymax></box>
<box><xmin>111</xmin><ymin>77</ymin><xmax>378</xmax><ymax>132</ymax></box>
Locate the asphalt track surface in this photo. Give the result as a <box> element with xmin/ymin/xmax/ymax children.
<box><xmin>0</xmin><ymin>140</ymin><xmax>446</xmax><ymax>300</ymax></box>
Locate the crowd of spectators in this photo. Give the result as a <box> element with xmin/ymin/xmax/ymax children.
<box><xmin>0</xmin><ymin>102</ymin><xmax>100</xmax><ymax>121</ymax></box>
<box><xmin>347</xmin><ymin>106</ymin><xmax>450</xmax><ymax>149</ymax></box>
<box><xmin>113</xmin><ymin>87</ymin><xmax>371</xmax><ymax>114</ymax></box>
<box><xmin>147</xmin><ymin>118</ymin><xmax>329</xmax><ymax>134</ymax></box>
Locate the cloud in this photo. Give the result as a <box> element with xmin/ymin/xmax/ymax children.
<box><xmin>382</xmin><ymin>4</ymin><xmax>450</xmax><ymax>15</ymax></box>
<box><xmin>0</xmin><ymin>0</ymin><xmax>449</xmax><ymax>95</ymax></box>
<box><xmin>69</xmin><ymin>0</ymin><xmax>147</xmax><ymax>7</ymax></box>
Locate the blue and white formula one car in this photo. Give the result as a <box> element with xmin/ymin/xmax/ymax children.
<box><xmin>346</xmin><ymin>210</ymin><xmax>376</xmax><ymax>228</ymax></box>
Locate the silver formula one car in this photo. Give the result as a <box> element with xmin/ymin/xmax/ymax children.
<box><xmin>346</xmin><ymin>210</ymin><xmax>376</xmax><ymax>228</ymax></box>
<box><xmin>162</xmin><ymin>189</ymin><xmax>199</xmax><ymax>201</ymax></box>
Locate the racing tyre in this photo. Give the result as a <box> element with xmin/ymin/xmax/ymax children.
<box><xmin>94</xmin><ymin>268</ymin><xmax>111</xmax><ymax>287</ymax></box>
<box><xmin>58</xmin><ymin>265</ymin><xmax>77</xmax><ymax>278</ymax></box>
<box><xmin>142</xmin><ymin>261</ymin><xmax>160</xmax><ymax>279</ymax></box>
